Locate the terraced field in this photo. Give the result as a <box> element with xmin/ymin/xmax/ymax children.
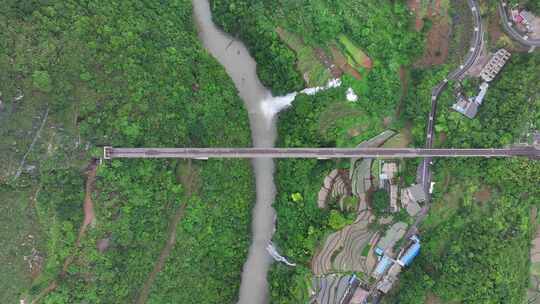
<box><xmin>318</xmin><ymin>169</ymin><xmax>352</xmax><ymax>209</ymax></box>
<box><xmin>311</xmin><ymin>274</ymin><xmax>354</xmax><ymax>304</ymax></box>
<box><xmin>311</xmin><ymin>200</ymin><xmax>374</xmax><ymax>276</ymax></box>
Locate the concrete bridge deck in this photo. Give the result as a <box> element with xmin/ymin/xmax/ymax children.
<box><xmin>104</xmin><ymin>147</ymin><xmax>539</xmax><ymax>159</ymax></box>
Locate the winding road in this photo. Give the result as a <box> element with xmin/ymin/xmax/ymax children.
<box><xmin>420</xmin><ymin>0</ymin><xmax>484</xmax><ymax>191</ymax></box>
<box><xmin>499</xmin><ymin>2</ymin><xmax>540</xmax><ymax>48</ymax></box>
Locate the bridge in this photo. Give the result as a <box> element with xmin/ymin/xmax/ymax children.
<box><xmin>104</xmin><ymin>146</ymin><xmax>539</xmax><ymax>159</ymax></box>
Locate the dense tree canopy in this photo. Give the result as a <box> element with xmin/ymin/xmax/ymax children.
<box><xmin>1</xmin><ymin>0</ymin><xmax>255</xmax><ymax>302</ymax></box>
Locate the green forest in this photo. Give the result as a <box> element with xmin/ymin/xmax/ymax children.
<box><xmin>1</xmin><ymin>0</ymin><xmax>539</xmax><ymax>303</ymax></box>
<box><xmin>210</xmin><ymin>0</ymin><xmax>423</xmax><ymax>95</ymax></box>
<box><xmin>1</xmin><ymin>0</ymin><xmax>254</xmax><ymax>303</ymax></box>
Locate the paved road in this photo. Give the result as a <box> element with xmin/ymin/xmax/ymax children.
<box><xmin>499</xmin><ymin>2</ymin><xmax>540</xmax><ymax>47</ymax></box>
<box><xmin>104</xmin><ymin>147</ymin><xmax>538</xmax><ymax>159</ymax></box>
<box><xmin>420</xmin><ymin>0</ymin><xmax>483</xmax><ymax>191</ymax></box>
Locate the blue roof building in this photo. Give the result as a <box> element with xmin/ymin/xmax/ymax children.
<box><xmin>372</xmin><ymin>255</ymin><xmax>393</xmax><ymax>278</ymax></box>
<box><xmin>397</xmin><ymin>237</ymin><xmax>421</xmax><ymax>267</ymax></box>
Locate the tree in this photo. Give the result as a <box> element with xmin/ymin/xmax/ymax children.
<box><xmin>32</xmin><ymin>70</ymin><xmax>52</xmax><ymax>92</ymax></box>
<box><xmin>371</xmin><ymin>189</ymin><xmax>390</xmax><ymax>216</ymax></box>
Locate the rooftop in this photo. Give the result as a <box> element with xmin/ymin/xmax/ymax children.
<box><xmin>480</xmin><ymin>49</ymin><xmax>511</xmax><ymax>82</ymax></box>
<box><xmin>452</xmin><ymin>96</ymin><xmax>479</xmax><ymax>119</ymax></box>
<box><xmin>405</xmin><ymin>200</ymin><xmax>421</xmax><ymax>216</ymax></box>
<box><xmin>406</xmin><ymin>184</ymin><xmax>426</xmax><ymax>203</ymax></box>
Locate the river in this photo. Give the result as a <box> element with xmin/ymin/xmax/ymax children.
<box><xmin>192</xmin><ymin>1</ymin><xmax>285</xmax><ymax>303</ymax></box>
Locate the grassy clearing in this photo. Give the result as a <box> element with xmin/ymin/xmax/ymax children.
<box><xmin>0</xmin><ymin>185</ymin><xmax>44</xmax><ymax>302</ymax></box>
<box><xmin>382</xmin><ymin>130</ymin><xmax>412</xmax><ymax>148</ymax></box>
<box><xmin>318</xmin><ymin>102</ymin><xmax>378</xmax><ymax>146</ymax></box>
<box><xmin>276</xmin><ymin>27</ymin><xmax>331</xmax><ymax>86</ymax></box>
<box><xmin>532</xmin><ymin>263</ymin><xmax>540</xmax><ymax>276</ymax></box>
<box><xmin>361</xmin><ymin>244</ymin><xmax>372</xmax><ymax>257</ymax></box>
<box><xmin>337</xmin><ymin>35</ymin><xmax>372</xmax><ymax>69</ymax></box>
<box><xmin>421</xmin><ymin>184</ymin><xmax>461</xmax><ymax>231</ymax></box>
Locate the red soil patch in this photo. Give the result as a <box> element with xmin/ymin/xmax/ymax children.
<box><xmin>330</xmin><ymin>46</ymin><xmax>363</xmax><ymax>80</ymax></box>
<box><xmin>77</xmin><ymin>161</ymin><xmax>98</xmax><ymax>245</ymax></box>
<box><xmin>362</xmin><ymin>56</ymin><xmax>373</xmax><ymax>69</ymax></box>
<box><xmin>315</xmin><ymin>47</ymin><xmax>343</xmax><ymax>78</ymax></box>
<box><xmin>409</xmin><ymin>0</ymin><xmax>450</xmax><ymax>67</ymax></box>
<box><xmin>438</xmin><ymin>131</ymin><xmax>447</xmax><ymax>144</ymax></box>
<box><xmin>408</xmin><ymin>0</ymin><xmax>424</xmax><ymax>31</ymax></box>
<box><xmin>474</xmin><ymin>187</ymin><xmax>492</xmax><ymax>203</ymax></box>
<box><xmin>415</xmin><ymin>18</ymin><xmax>450</xmax><ymax>67</ymax></box>
<box><xmin>426</xmin><ymin>292</ymin><xmax>443</xmax><ymax>304</ymax></box>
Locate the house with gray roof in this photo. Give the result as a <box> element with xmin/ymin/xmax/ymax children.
<box><xmin>452</xmin><ymin>82</ymin><xmax>490</xmax><ymax>119</ymax></box>
<box><xmin>401</xmin><ymin>184</ymin><xmax>426</xmax><ymax>216</ymax></box>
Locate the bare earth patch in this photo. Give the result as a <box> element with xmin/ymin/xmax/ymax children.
<box><xmin>410</xmin><ymin>0</ymin><xmax>451</xmax><ymax>67</ymax></box>
<box><xmin>425</xmin><ymin>292</ymin><xmax>443</xmax><ymax>304</ymax></box>
<box><xmin>473</xmin><ymin>187</ymin><xmax>492</xmax><ymax>203</ymax></box>
<box><xmin>330</xmin><ymin>46</ymin><xmax>363</xmax><ymax>80</ymax></box>
<box><xmin>408</xmin><ymin>0</ymin><xmax>423</xmax><ymax>31</ymax></box>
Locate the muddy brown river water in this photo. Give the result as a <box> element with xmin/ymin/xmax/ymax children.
<box><xmin>192</xmin><ymin>1</ymin><xmax>282</xmax><ymax>303</ymax></box>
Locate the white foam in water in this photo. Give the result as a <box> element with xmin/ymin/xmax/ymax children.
<box><xmin>260</xmin><ymin>92</ymin><xmax>297</xmax><ymax>120</ymax></box>
<box><xmin>346</xmin><ymin>87</ymin><xmax>358</xmax><ymax>102</ymax></box>
<box><xmin>260</xmin><ymin>78</ymin><xmax>343</xmax><ymax>120</ymax></box>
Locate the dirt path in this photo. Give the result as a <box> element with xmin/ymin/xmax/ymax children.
<box><xmin>135</xmin><ymin>160</ymin><xmax>194</xmax><ymax>304</ymax></box>
<box><xmin>77</xmin><ymin>161</ymin><xmax>98</xmax><ymax>244</ymax></box>
<box><xmin>30</xmin><ymin>160</ymin><xmax>98</xmax><ymax>304</ymax></box>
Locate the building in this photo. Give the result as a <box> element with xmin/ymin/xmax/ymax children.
<box><xmin>387</xmin><ymin>262</ymin><xmax>402</xmax><ymax>277</ymax></box>
<box><xmin>375</xmin><ymin>237</ymin><xmax>420</xmax><ymax>295</ymax></box>
<box><xmin>377</xmin><ymin>263</ymin><xmax>405</xmax><ymax>294</ymax></box>
<box><xmin>379</xmin><ymin>162</ymin><xmax>397</xmax><ymax>185</ymax></box>
<box><xmin>520</xmin><ymin>11</ymin><xmax>536</xmax><ymax>26</ymax></box>
<box><xmin>379</xmin><ymin>162</ymin><xmax>399</xmax><ymax>212</ymax></box>
<box><xmin>349</xmin><ymin>287</ymin><xmax>369</xmax><ymax>304</ymax></box>
<box><xmin>401</xmin><ymin>184</ymin><xmax>426</xmax><ymax>216</ymax></box>
<box><xmin>389</xmin><ymin>185</ymin><xmax>399</xmax><ymax>213</ymax></box>
<box><xmin>454</xmin><ymin>49</ymin><xmax>511</xmax><ymax>119</ymax></box>
<box><xmin>452</xmin><ymin>94</ymin><xmax>479</xmax><ymax>119</ymax></box>
<box><xmin>452</xmin><ymin>82</ymin><xmax>490</xmax><ymax>119</ymax></box>
<box><xmin>474</xmin><ymin>82</ymin><xmax>489</xmax><ymax>105</ymax></box>
<box><xmin>340</xmin><ymin>275</ymin><xmax>361</xmax><ymax>304</ymax></box>
<box><xmin>480</xmin><ymin>49</ymin><xmax>511</xmax><ymax>82</ymax></box>
<box><xmin>372</xmin><ymin>255</ymin><xmax>393</xmax><ymax>279</ymax></box>
<box><xmin>376</xmin><ymin>274</ymin><xmax>398</xmax><ymax>294</ymax></box>
<box><xmin>397</xmin><ymin>235</ymin><xmax>421</xmax><ymax>267</ymax></box>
